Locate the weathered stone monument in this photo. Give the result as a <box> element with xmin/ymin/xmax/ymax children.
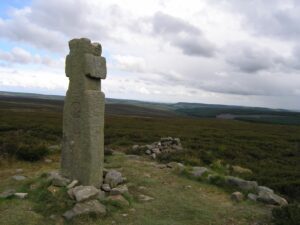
<box><xmin>61</xmin><ymin>38</ymin><xmax>106</xmax><ymax>188</ymax></box>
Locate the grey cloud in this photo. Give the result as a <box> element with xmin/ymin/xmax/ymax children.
<box><xmin>216</xmin><ymin>0</ymin><xmax>300</xmax><ymax>40</ymax></box>
<box><xmin>173</xmin><ymin>35</ymin><xmax>215</xmax><ymax>57</ymax></box>
<box><xmin>151</xmin><ymin>12</ymin><xmax>216</xmax><ymax>57</ymax></box>
<box><xmin>152</xmin><ymin>12</ymin><xmax>201</xmax><ymax>35</ymax></box>
<box><xmin>0</xmin><ymin>14</ymin><xmax>66</xmax><ymax>52</ymax></box>
<box><xmin>225</xmin><ymin>44</ymin><xmax>282</xmax><ymax>73</ymax></box>
<box><xmin>0</xmin><ymin>47</ymin><xmax>63</xmax><ymax>67</ymax></box>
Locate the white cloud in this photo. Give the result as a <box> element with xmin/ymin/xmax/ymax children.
<box><xmin>0</xmin><ymin>0</ymin><xmax>299</xmax><ymax>109</ymax></box>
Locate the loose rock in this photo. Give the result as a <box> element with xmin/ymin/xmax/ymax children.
<box><xmin>107</xmin><ymin>195</ymin><xmax>129</xmax><ymax>207</ymax></box>
<box><xmin>138</xmin><ymin>194</ymin><xmax>154</xmax><ymax>202</ymax></box>
<box><xmin>14</xmin><ymin>193</ymin><xmax>28</xmax><ymax>199</ymax></box>
<box><xmin>0</xmin><ymin>189</ymin><xmax>15</xmax><ymax>198</ymax></box>
<box><xmin>226</xmin><ymin>176</ymin><xmax>258</xmax><ymax>191</ymax></box>
<box><xmin>231</xmin><ymin>165</ymin><xmax>252</xmax><ymax>174</ymax></box>
<box><xmin>190</xmin><ymin>167</ymin><xmax>209</xmax><ymax>178</ymax></box>
<box><xmin>67</xmin><ymin>180</ymin><xmax>79</xmax><ymax>189</ymax></box>
<box><xmin>110</xmin><ymin>185</ymin><xmax>128</xmax><ymax>196</ymax></box>
<box><xmin>12</xmin><ymin>175</ymin><xmax>26</xmax><ymax>181</ymax></box>
<box><xmin>63</xmin><ymin>200</ymin><xmax>106</xmax><ymax>220</ymax></box>
<box><xmin>231</xmin><ymin>191</ymin><xmax>244</xmax><ymax>202</ymax></box>
<box><xmin>72</xmin><ymin>185</ymin><xmax>100</xmax><ymax>202</ymax></box>
<box><xmin>248</xmin><ymin>193</ymin><xmax>258</xmax><ymax>201</ymax></box>
<box><xmin>44</xmin><ymin>159</ymin><xmax>53</xmax><ymax>163</ymax></box>
<box><xmin>257</xmin><ymin>186</ymin><xmax>274</xmax><ymax>194</ymax></box>
<box><xmin>101</xmin><ymin>183</ymin><xmax>111</xmax><ymax>192</ymax></box>
<box><xmin>48</xmin><ymin>171</ymin><xmax>70</xmax><ymax>187</ymax></box>
<box><xmin>257</xmin><ymin>190</ymin><xmax>288</xmax><ymax>206</ymax></box>
<box><xmin>104</xmin><ymin>170</ymin><xmax>124</xmax><ymax>188</ymax></box>
<box><xmin>15</xmin><ymin>168</ymin><xmax>23</xmax><ymax>173</ymax></box>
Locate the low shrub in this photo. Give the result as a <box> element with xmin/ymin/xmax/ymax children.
<box><xmin>272</xmin><ymin>203</ymin><xmax>300</xmax><ymax>225</ymax></box>
<box><xmin>208</xmin><ymin>174</ymin><xmax>227</xmax><ymax>187</ymax></box>
<box><xmin>16</xmin><ymin>143</ymin><xmax>49</xmax><ymax>161</ymax></box>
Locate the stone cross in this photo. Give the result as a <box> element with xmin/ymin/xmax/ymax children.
<box><xmin>61</xmin><ymin>38</ymin><xmax>106</xmax><ymax>188</ymax></box>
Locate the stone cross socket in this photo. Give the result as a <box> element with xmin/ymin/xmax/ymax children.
<box><xmin>61</xmin><ymin>38</ymin><xmax>106</xmax><ymax>188</ymax></box>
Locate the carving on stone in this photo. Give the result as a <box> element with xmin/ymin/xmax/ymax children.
<box><xmin>61</xmin><ymin>38</ymin><xmax>106</xmax><ymax>188</ymax></box>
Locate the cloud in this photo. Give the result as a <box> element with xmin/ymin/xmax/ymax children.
<box><xmin>225</xmin><ymin>44</ymin><xmax>282</xmax><ymax>73</ymax></box>
<box><xmin>151</xmin><ymin>12</ymin><xmax>216</xmax><ymax>57</ymax></box>
<box><xmin>0</xmin><ymin>47</ymin><xmax>63</xmax><ymax>67</ymax></box>
<box><xmin>113</xmin><ymin>55</ymin><xmax>147</xmax><ymax>73</ymax></box>
<box><xmin>0</xmin><ymin>0</ymin><xmax>299</xmax><ymax>110</ymax></box>
<box><xmin>216</xmin><ymin>0</ymin><xmax>300</xmax><ymax>40</ymax></box>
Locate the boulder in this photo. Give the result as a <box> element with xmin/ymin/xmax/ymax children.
<box><xmin>104</xmin><ymin>170</ymin><xmax>124</xmax><ymax>188</ymax></box>
<box><xmin>248</xmin><ymin>193</ymin><xmax>258</xmax><ymax>201</ymax></box>
<box><xmin>0</xmin><ymin>189</ymin><xmax>15</xmax><ymax>198</ymax></box>
<box><xmin>145</xmin><ymin>150</ymin><xmax>151</xmax><ymax>155</ymax></box>
<box><xmin>257</xmin><ymin>186</ymin><xmax>274</xmax><ymax>193</ymax></box>
<box><xmin>110</xmin><ymin>185</ymin><xmax>128</xmax><ymax>196</ymax></box>
<box><xmin>190</xmin><ymin>167</ymin><xmax>209</xmax><ymax>178</ymax></box>
<box><xmin>231</xmin><ymin>191</ymin><xmax>244</xmax><ymax>202</ymax></box>
<box><xmin>63</xmin><ymin>200</ymin><xmax>106</xmax><ymax>220</ymax></box>
<box><xmin>72</xmin><ymin>186</ymin><xmax>100</xmax><ymax>202</ymax></box>
<box><xmin>226</xmin><ymin>176</ymin><xmax>258</xmax><ymax>191</ymax></box>
<box><xmin>257</xmin><ymin>190</ymin><xmax>288</xmax><ymax>206</ymax></box>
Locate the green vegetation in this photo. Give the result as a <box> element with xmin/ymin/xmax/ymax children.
<box><xmin>1</xmin><ymin>95</ymin><xmax>300</xmax><ymax>205</ymax></box>
<box><xmin>272</xmin><ymin>203</ymin><xmax>300</xmax><ymax>225</ymax></box>
<box><xmin>0</xmin><ymin>153</ymin><xmax>272</xmax><ymax>225</ymax></box>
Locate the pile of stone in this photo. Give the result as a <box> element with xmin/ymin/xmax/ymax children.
<box><xmin>45</xmin><ymin>169</ymin><xmax>129</xmax><ymax>220</ymax></box>
<box><xmin>188</xmin><ymin>168</ymin><xmax>288</xmax><ymax>206</ymax></box>
<box><xmin>132</xmin><ymin>137</ymin><xmax>183</xmax><ymax>159</ymax></box>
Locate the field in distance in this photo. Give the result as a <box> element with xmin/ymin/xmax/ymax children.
<box><xmin>0</xmin><ymin>92</ymin><xmax>299</xmax><ymax>203</ymax></box>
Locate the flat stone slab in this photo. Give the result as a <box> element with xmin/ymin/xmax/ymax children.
<box><xmin>48</xmin><ymin>171</ymin><xmax>70</xmax><ymax>187</ymax></box>
<box><xmin>0</xmin><ymin>189</ymin><xmax>15</xmax><ymax>198</ymax></box>
<box><xmin>14</xmin><ymin>193</ymin><xmax>28</xmax><ymax>199</ymax></box>
<box><xmin>138</xmin><ymin>194</ymin><xmax>154</xmax><ymax>202</ymax></box>
<box><xmin>12</xmin><ymin>175</ymin><xmax>26</xmax><ymax>181</ymax></box>
<box><xmin>63</xmin><ymin>200</ymin><xmax>106</xmax><ymax>220</ymax></box>
<box><xmin>67</xmin><ymin>180</ymin><xmax>79</xmax><ymax>189</ymax></box>
<box><xmin>110</xmin><ymin>185</ymin><xmax>128</xmax><ymax>196</ymax></box>
<box><xmin>226</xmin><ymin>176</ymin><xmax>258</xmax><ymax>191</ymax></box>
<box><xmin>72</xmin><ymin>185</ymin><xmax>100</xmax><ymax>202</ymax></box>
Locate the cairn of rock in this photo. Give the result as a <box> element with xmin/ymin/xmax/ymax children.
<box><xmin>61</xmin><ymin>38</ymin><xmax>106</xmax><ymax>188</ymax></box>
<box><xmin>44</xmin><ymin>169</ymin><xmax>128</xmax><ymax>220</ymax></box>
<box><xmin>132</xmin><ymin>137</ymin><xmax>183</xmax><ymax>159</ymax></box>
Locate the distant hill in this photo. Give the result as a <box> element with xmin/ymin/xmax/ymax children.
<box><xmin>1</xmin><ymin>91</ymin><xmax>300</xmax><ymax>124</ymax></box>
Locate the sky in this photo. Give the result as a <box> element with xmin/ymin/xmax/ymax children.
<box><xmin>0</xmin><ymin>0</ymin><xmax>299</xmax><ymax>110</ymax></box>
